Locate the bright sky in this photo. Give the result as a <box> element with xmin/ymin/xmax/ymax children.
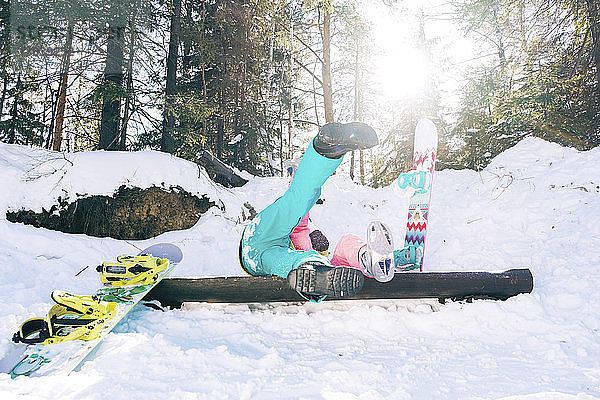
<box><xmin>363</xmin><ymin>3</ymin><xmax>428</xmax><ymax>101</ymax></box>
<box><xmin>361</xmin><ymin>0</ymin><xmax>481</xmax><ymax>113</ymax></box>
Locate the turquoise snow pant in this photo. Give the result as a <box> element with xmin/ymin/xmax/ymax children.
<box><xmin>239</xmin><ymin>140</ymin><xmax>342</xmax><ymax>278</ymax></box>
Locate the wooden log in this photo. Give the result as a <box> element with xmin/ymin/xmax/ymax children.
<box><xmin>147</xmin><ymin>268</ymin><xmax>534</xmax><ymax>308</ymax></box>
<box><xmin>196</xmin><ymin>150</ymin><xmax>248</xmax><ymax>188</ymax></box>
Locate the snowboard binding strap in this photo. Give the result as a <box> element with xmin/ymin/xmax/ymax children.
<box><xmin>96</xmin><ymin>254</ymin><xmax>169</xmax><ymax>287</ymax></box>
<box><xmin>393</xmin><ymin>245</ymin><xmax>423</xmax><ymax>272</ymax></box>
<box><xmin>51</xmin><ymin>290</ymin><xmax>111</xmax><ymax>318</ymax></box>
<box><xmin>396</xmin><ymin>170</ymin><xmax>431</xmax><ymax>194</ymax></box>
<box><xmin>13</xmin><ymin>291</ymin><xmax>117</xmax><ymax>345</ymax></box>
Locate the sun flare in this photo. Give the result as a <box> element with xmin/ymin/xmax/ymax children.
<box><xmin>374</xmin><ymin>46</ymin><xmax>429</xmax><ymax>101</ymax></box>
<box><xmin>363</xmin><ymin>2</ymin><xmax>431</xmax><ymax>102</ymax></box>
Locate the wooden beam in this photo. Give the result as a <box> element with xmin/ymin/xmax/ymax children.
<box><xmin>196</xmin><ymin>150</ymin><xmax>248</xmax><ymax>188</ymax></box>
<box><xmin>146</xmin><ymin>269</ymin><xmax>534</xmax><ymax>308</ymax></box>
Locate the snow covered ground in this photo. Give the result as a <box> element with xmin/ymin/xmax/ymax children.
<box><xmin>0</xmin><ymin>138</ymin><xmax>599</xmax><ymax>399</ymax></box>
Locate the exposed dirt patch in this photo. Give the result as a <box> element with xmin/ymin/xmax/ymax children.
<box><xmin>6</xmin><ymin>186</ymin><xmax>216</xmax><ymax>240</ymax></box>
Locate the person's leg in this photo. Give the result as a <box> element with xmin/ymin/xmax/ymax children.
<box><xmin>240</xmin><ymin>140</ymin><xmax>342</xmax><ymax>278</ymax></box>
<box><xmin>259</xmin><ymin>246</ymin><xmax>328</xmax><ymax>278</ymax></box>
<box><xmin>240</xmin><ymin>122</ymin><xmax>379</xmax><ymax>298</ymax></box>
<box><xmin>290</xmin><ymin>213</ymin><xmax>312</xmax><ymax>251</ymax></box>
<box><xmin>330</xmin><ymin>234</ymin><xmax>364</xmax><ymax>268</ymax></box>
<box><xmin>331</xmin><ymin>222</ymin><xmax>396</xmax><ymax>282</ymax></box>
<box><xmin>364</xmin><ymin>221</ymin><xmax>395</xmax><ymax>282</ymax></box>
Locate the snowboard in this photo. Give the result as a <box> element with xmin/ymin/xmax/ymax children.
<box><xmin>395</xmin><ymin>119</ymin><xmax>438</xmax><ymax>272</ymax></box>
<box><xmin>1</xmin><ymin>243</ymin><xmax>183</xmax><ymax>378</ymax></box>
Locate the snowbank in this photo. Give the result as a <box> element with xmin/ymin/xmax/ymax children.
<box><xmin>0</xmin><ymin>138</ymin><xmax>599</xmax><ymax>399</ymax></box>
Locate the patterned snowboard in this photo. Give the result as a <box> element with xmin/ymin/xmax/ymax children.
<box><xmin>395</xmin><ymin>119</ymin><xmax>438</xmax><ymax>271</ymax></box>
<box><xmin>1</xmin><ymin>243</ymin><xmax>183</xmax><ymax>378</ymax></box>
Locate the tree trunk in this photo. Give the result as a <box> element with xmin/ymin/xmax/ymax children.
<box><xmin>351</xmin><ymin>39</ymin><xmax>360</xmax><ymax>181</ymax></box>
<box><xmin>215</xmin><ymin>30</ymin><xmax>226</xmax><ymax>160</ymax></box>
<box><xmin>492</xmin><ymin>0</ymin><xmax>507</xmax><ymax>94</ymax></box>
<box><xmin>287</xmin><ymin>6</ymin><xmax>294</xmax><ymax>158</ymax></box>
<box><xmin>42</xmin><ymin>78</ymin><xmax>50</xmax><ymax>148</ymax></box>
<box><xmin>239</xmin><ymin>59</ymin><xmax>247</xmax><ymax>164</ymax></box>
<box><xmin>8</xmin><ymin>73</ymin><xmax>19</xmax><ymax>144</ymax></box>
<box><xmin>359</xmin><ymin>149</ymin><xmax>365</xmax><ymax>185</ymax></box>
<box><xmin>161</xmin><ymin>0</ymin><xmax>181</xmax><ymax>154</ymax></box>
<box><xmin>52</xmin><ymin>21</ymin><xmax>73</xmax><ymax>152</ymax></box>
<box><xmin>200</xmin><ymin>0</ymin><xmax>208</xmax><ymax>139</ymax></box>
<box><xmin>182</xmin><ymin>0</ymin><xmax>192</xmax><ymax>73</ymax></box>
<box><xmin>587</xmin><ymin>0</ymin><xmax>600</xmax><ymax>136</ymax></box>
<box><xmin>321</xmin><ymin>6</ymin><xmax>334</xmax><ymax>123</ymax></box>
<box><xmin>0</xmin><ymin>0</ymin><xmax>10</xmax><ymax>120</ymax></box>
<box><xmin>264</xmin><ymin>11</ymin><xmax>276</xmax><ymax>175</ymax></box>
<box><xmin>147</xmin><ymin>269</ymin><xmax>534</xmax><ymax>306</ymax></box>
<box><xmin>217</xmin><ymin>111</ymin><xmax>224</xmax><ymax>159</ymax></box>
<box><xmin>120</xmin><ymin>18</ymin><xmax>136</xmax><ymax>151</ymax></box>
<box><xmin>278</xmin><ymin>65</ymin><xmax>285</xmax><ymax>175</ymax></box>
<box><xmin>217</xmin><ymin>59</ymin><xmax>225</xmax><ymax>159</ymax></box>
<box><xmin>0</xmin><ymin>69</ymin><xmax>7</xmax><ymax>121</ymax></box>
<box><xmin>45</xmin><ymin>80</ymin><xmax>56</xmax><ymax>149</ymax></box>
<box><xmin>312</xmin><ymin>58</ymin><xmax>320</xmax><ymax>128</ymax></box>
<box><xmin>98</xmin><ymin>23</ymin><xmax>125</xmax><ymax>151</ymax></box>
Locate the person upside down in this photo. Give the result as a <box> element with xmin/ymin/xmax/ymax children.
<box><xmin>239</xmin><ymin>122</ymin><xmax>395</xmax><ymax>301</ymax></box>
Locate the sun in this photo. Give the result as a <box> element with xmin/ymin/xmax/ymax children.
<box><xmin>362</xmin><ymin>2</ymin><xmax>430</xmax><ymax>102</ymax></box>
<box><xmin>374</xmin><ymin>46</ymin><xmax>429</xmax><ymax>101</ymax></box>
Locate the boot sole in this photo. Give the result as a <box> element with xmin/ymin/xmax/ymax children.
<box><xmin>287</xmin><ymin>266</ymin><xmax>364</xmax><ymax>298</ymax></box>
<box><xmin>315</xmin><ymin>122</ymin><xmax>379</xmax><ymax>158</ymax></box>
<box><xmin>367</xmin><ymin>222</ymin><xmax>395</xmax><ymax>282</ymax></box>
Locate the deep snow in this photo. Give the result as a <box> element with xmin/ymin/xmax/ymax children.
<box><xmin>0</xmin><ymin>138</ymin><xmax>599</xmax><ymax>399</ymax></box>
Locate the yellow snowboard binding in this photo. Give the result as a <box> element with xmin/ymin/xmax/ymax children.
<box><xmin>96</xmin><ymin>254</ymin><xmax>168</xmax><ymax>287</ymax></box>
<box><xmin>13</xmin><ymin>291</ymin><xmax>117</xmax><ymax>345</ymax></box>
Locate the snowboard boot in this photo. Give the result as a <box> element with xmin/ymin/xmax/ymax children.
<box><xmin>359</xmin><ymin>221</ymin><xmax>395</xmax><ymax>282</ymax></box>
<box><xmin>287</xmin><ymin>262</ymin><xmax>364</xmax><ymax>301</ymax></box>
<box><xmin>313</xmin><ymin>122</ymin><xmax>379</xmax><ymax>159</ymax></box>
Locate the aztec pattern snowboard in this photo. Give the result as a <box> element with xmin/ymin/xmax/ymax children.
<box><xmin>395</xmin><ymin>119</ymin><xmax>438</xmax><ymax>271</ymax></box>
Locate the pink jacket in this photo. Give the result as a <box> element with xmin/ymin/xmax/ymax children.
<box><xmin>290</xmin><ymin>213</ymin><xmax>313</xmax><ymax>252</ymax></box>
<box><xmin>290</xmin><ymin>213</ymin><xmax>363</xmax><ymax>269</ymax></box>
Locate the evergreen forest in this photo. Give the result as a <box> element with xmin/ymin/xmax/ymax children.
<box><xmin>1</xmin><ymin>0</ymin><xmax>598</xmax><ymax>186</ymax></box>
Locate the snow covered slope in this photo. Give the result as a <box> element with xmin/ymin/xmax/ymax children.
<box><xmin>0</xmin><ymin>139</ymin><xmax>599</xmax><ymax>399</ymax></box>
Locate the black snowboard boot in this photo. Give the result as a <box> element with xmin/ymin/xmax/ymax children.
<box><xmin>313</xmin><ymin>122</ymin><xmax>379</xmax><ymax>159</ymax></box>
<box><xmin>287</xmin><ymin>262</ymin><xmax>364</xmax><ymax>301</ymax></box>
